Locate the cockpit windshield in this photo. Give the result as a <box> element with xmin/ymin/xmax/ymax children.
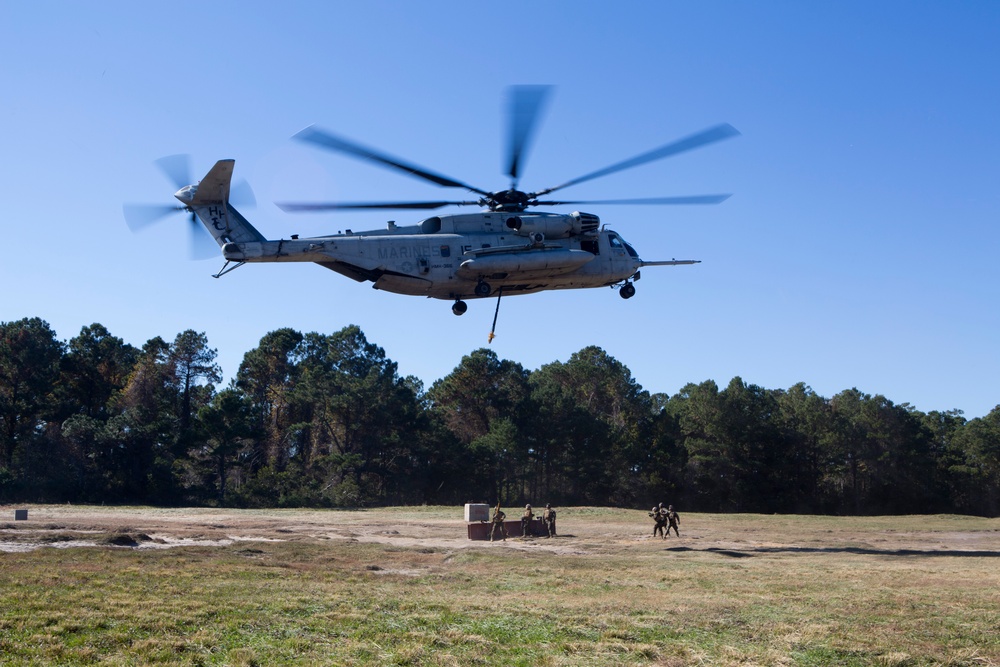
<box><xmin>608</xmin><ymin>233</ymin><xmax>638</xmax><ymax>258</ymax></box>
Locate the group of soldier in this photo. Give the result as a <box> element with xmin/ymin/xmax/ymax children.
<box><xmin>486</xmin><ymin>501</ymin><xmax>679</xmax><ymax>542</ymax></box>
<box><xmin>649</xmin><ymin>502</ymin><xmax>680</xmax><ymax>538</ymax></box>
<box><xmin>489</xmin><ymin>502</ymin><xmax>557</xmax><ymax>541</ymax></box>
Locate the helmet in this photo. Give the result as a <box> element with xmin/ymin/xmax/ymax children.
<box><xmin>545</xmin><ymin>503</ymin><xmax>551</xmax><ymax>508</ymax></box>
<box><xmin>658</xmin><ymin>502</ymin><xmax>664</xmax><ymax>508</ymax></box>
<box><xmin>525</xmin><ymin>504</ymin><xmax>531</xmax><ymax>509</ymax></box>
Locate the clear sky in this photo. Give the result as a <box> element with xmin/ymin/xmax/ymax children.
<box><xmin>2</xmin><ymin>2</ymin><xmax>998</xmax><ymax>418</ymax></box>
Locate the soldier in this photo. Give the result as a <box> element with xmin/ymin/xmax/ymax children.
<box><xmin>665</xmin><ymin>504</ymin><xmax>680</xmax><ymax>537</ymax></box>
<box><xmin>542</xmin><ymin>503</ymin><xmax>557</xmax><ymax>538</ymax></box>
<box><xmin>521</xmin><ymin>504</ymin><xmax>534</xmax><ymax>537</ymax></box>
<box><xmin>649</xmin><ymin>505</ymin><xmax>666</xmax><ymax>538</ymax></box>
<box><xmin>490</xmin><ymin>503</ymin><xmax>507</xmax><ymax>542</ymax></box>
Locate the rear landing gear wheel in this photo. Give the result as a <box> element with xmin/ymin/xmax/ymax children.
<box><xmin>620</xmin><ymin>282</ymin><xmax>636</xmax><ymax>299</ymax></box>
<box><xmin>474</xmin><ymin>281</ymin><xmax>492</xmax><ymax>297</ymax></box>
<box><xmin>452</xmin><ymin>300</ymin><xmax>468</xmax><ymax>316</ymax></box>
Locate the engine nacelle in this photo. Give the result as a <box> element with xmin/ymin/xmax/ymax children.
<box><xmin>503</xmin><ymin>211</ymin><xmax>601</xmax><ymax>239</ymax></box>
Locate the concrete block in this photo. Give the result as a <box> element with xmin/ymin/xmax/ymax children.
<box><xmin>464</xmin><ymin>503</ymin><xmax>490</xmax><ymax>522</ymax></box>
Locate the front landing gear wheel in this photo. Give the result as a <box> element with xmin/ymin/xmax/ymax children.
<box><xmin>620</xmin><ymin>282</ymin><xmax>636</xmax><ymax>299</ymax></box>
<box><xmin>474</xmin><ymin>281</ymin><xmax>492</xmax><ymax>297</ymax></box>
<box><xmin>452</xmin><ymin>300</ymin><xmax>468</xmax><ymax>316</ymax></box>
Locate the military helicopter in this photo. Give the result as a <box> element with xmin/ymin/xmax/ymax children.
<box><xmin>124</xmin><ymin>87</ymin><xmax>738</xmax><ymax>339</ymax></box>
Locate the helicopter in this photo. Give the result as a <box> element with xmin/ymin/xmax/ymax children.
<box><xmin>124</xmin><ymin>87</ymin><xmax>738</xmax><ymax>339</ymax></box>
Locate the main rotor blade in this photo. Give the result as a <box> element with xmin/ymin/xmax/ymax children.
<box><xmin>532</xmin><ymin>194</ymin><xmax>732</xmax><ymax>207</ymax></box>
<box><xmin>154</xmin><ymin>154</ymin><xmax>192</xmax><ymax>190</ymax></box>
<box><xmin>122</xmin><ymin>203</ymin><xmax>185</xmax><ymax>231</ymax></box>
<box><xmin>294</xmin><ymin>125</ymin><xmax>491</xmax><ymax>196</ymax></box>
<box><xmin>506</xmin><ymin>85</ymin><xmax>552</xmax><ymax>187</ymax></box>
<box><xmin>276</xmin><ymin>200</ymin><xmax>480</xmax><ymax>213</ymax></box>
<box><xmin>532</xmin><ymin>123</ymin><xmax>741</xmax><ymax>198</ymax></box>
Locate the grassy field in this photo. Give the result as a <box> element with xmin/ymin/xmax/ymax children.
<box><xmin>1</xmin><ymin>506</ymin><xmax>999</xmax><ymax>666</ymax></box>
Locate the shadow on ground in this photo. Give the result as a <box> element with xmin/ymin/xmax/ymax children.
<box><xmin>665</xmin><ymin>546</ymin><xmax>1000</xmax><ymax>558</ymax></box>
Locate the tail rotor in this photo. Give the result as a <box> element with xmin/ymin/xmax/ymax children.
<box><xmin>123</xmin><ymin>154</ymin><xmax>256</xmax><ymax>260</ymax></box>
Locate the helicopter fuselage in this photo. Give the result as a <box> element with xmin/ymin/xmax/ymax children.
<box><xmin>217</xmin><ymin>210</ymin><xmax>644</xmax><ymax>301</ymax></box>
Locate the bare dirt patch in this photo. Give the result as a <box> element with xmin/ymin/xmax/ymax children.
<box><xmin>0</xmin><ymin>505</ymin><xmax>588</xmax><ymax>554</ymax></box>
<box><xmin>2</xmin><ymin>505</ymin><xmax>999</xmax><ymax>558</ymax></box>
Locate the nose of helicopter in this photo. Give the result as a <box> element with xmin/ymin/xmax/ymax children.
<box><xmin>173</xmin><ymin>184</ymin><xmax>196</xmax><ymax>204</ymax></box>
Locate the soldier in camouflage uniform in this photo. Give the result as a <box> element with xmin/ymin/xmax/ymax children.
<box><xmin>665</xmin><ymin>504</ymin><xmax>680</xmax><ymax>537</ymax></box>
<box><xmin>490</xmin><ymin>504</ymin><xmax>507</xmax><ymax>542</ymax></box>
<box><xmin>649</xmin><ymin>504</ymin><xmax>667</xmax><ymax>538</ymax></box>
<box><xmin>542</xmin><ymin>503</ymin><xmax>557</xmax><ymax>538</ymax></box>
<box><xmin>521</xmin><ymin>504</ymin><xmax>534</xmax><ymax>537</ymax></box>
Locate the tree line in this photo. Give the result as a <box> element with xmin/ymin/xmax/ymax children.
<box><xmin>2</xmin><ymin>317</ymin><xmax>998</xmax><ymax>515</ymax></box>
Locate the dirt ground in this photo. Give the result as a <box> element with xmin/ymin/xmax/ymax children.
<box><xmin>3</xmin><ymin>505</ymin><xmax>1000</xmax><ymax>557</ymax></box>
<box><xmin>0</xmin><ymin>505</ymin><xmax>588</xmax><ymax>555</ymax></box>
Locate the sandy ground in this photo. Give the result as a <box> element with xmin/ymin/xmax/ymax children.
<box><xmin>0</xmin><ymin>505</ymin><xmax>590</xmax><ymax>555</ymax></box>
<box><xmin>3</xmin><ymin>505</ymin><xmax>1000</xmax><ymax>557</ymax></box>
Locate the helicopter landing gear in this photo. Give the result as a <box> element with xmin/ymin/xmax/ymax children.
<box><xmin>452</xmin><ymin>300</ymin><xmax>468</xmax><ymax>316</ymax></box>
<box><xmin>474</xmin><ymin>281</ymin><xmax>492</xmax><ymax>298</ymax></box>
<box><xmin>619</xmin><ymin>282</ymin><xmax>636</xmax><ymax>299</ymax></box>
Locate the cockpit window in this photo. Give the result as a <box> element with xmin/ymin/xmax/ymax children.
<box><xmin>608</xmin><ymin>234</ymin><xmax>624</xmax><ymax>248</ymax></box>
<box><xmin>623</xmin><ymin>241</ymin><xmax>639</xmax><ymax>258</ymax></box>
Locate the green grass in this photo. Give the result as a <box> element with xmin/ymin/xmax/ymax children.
<box><xmin>2</xmin><ymin>508</ymin><xmax>999</xmax><ymax>665</ymax></box>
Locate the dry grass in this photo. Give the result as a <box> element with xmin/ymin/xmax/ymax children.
<box><xmin>1</xmin><ymin>506</ymin><xmax>999</xmax><ymax>665</ymax></box>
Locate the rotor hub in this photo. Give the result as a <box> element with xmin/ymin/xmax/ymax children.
<box><xmin>487</xmin><ymin>189</ymin><xmax>531</xmax><ymax>212</ymax></box>
<box><xmin>173</xmin><ymin>184</ymin><xmax>197</xmax><ymax>205</ymax></box>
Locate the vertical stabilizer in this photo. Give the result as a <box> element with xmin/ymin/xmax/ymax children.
<box><xmin>181</xmin><ymin>160</ymin><xmax>266</xmax><ymax>245</ymax></box>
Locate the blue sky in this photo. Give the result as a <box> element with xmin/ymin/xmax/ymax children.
<box><xmin>2</xmin><ymin>2</ymin><xmax>998</xmax><ymax>418</ymax></box>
